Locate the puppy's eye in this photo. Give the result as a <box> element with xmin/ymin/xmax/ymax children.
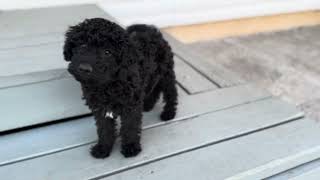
<box><xmin>105</xmin><ymin>50</ymin><xmax>112</xmax><ymax>56</ymax></box>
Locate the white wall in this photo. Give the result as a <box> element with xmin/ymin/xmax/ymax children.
<box><xmin>0</xmin><ymin>0</ymin><xmax>99</xmax><ymax>10</ymax></box>
<box><xmin>100</xmin><ymin>0</ymin><xmax>320</xmax><ymax>27</ymax></box>
<box><xmin>1</xmin><ymin>0</ymin><xmax>319</xmax><ymax>27</ymax></box>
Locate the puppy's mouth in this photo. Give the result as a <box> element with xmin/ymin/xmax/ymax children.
<box><xmin>68</xmin><ymin>65</ymin><xmax>90</xmax><ymax>82</ymax></box>
<box><xmin>78</xmin><ymin>63</ymin><xmax>93</xmax><ymax>74</ymax></box>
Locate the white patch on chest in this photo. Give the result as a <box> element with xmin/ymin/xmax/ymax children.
<box><xmin>105</xmin><ymin>111</ymin><xmax>114</xmax><ymax>119</ymax></box>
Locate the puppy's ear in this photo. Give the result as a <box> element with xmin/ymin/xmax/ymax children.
<box><xmin>63</xmin><ymin>30</ymin><xmax>75</xmax><ymax>62</ymax></box>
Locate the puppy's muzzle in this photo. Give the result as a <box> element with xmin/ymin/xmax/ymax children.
<box><xmin>78</xmin><ymin>63</ymin><xmax>93</xmax><ymax>74</ymax></box>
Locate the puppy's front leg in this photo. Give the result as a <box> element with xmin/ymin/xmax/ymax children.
<box><xmin>120</xmin><ymin>105</ymin><xmax>142</xmax><ymax>157</ymax></box>
<box><xmin>91</xmin><ymin>109</ymin><xmax>116</xmax><ymax>158</ymax></box>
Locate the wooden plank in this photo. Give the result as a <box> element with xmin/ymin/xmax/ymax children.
<box><xmin>294</xmin><ymin>25</ymin><xmax>320</xmax><ymax>46</ymax></box>
<box><xmin>290</xmin><ymin>166</ymin><xmax>320</xmax><ymax>180</ymax></box>
<box><xmin>270</xmin><ymin>30</ymin><xmax>320</xmax><ymax>73</ymax></box>
<box><xmin>0</xmin><ymin>83</ymin><xmax>270</xmax><ymax>162</ymax></box>
<box><xmin>101</xmin><ymin>119</ymin><xmax>320</xmax><ymax>180</ymax></box>
<box><xmin>227</xmin><ymin>145</ymin><xmax>320</xmax><ymax>180</ymax></box>
<box><xmin>163</xmin><ymin>11</ymin><xmax>320</xmax><ymax>43</ymax></box>
<box><xmin>187</xmin><ymin>39</ymin><xmax>285</xmax><ymax>85</ymax></box>
<box><xmin>0</xmin><ymin>77</ymin><xmax>90</xmax><ymax>131</ymax></box>
<box><xmin>0</xmin><ymin>32</ymin><xmax>63</xmax><ymax>50</ymax></box>
<box><xmin>0</xmin><ymin>4</ymin><xmax>117</xmax><ymax>54</ymax></box>
<box><xmin>0</xmin><ymin>4</ymin><xmax>110</xmax><ymax>39</ymax></box>
<box><xmin>0</xmin><ymin>54</ymin><xmax>67</xmax><ymax>77</ymax></box>
<box><xmin>0</xmin><ymin>42</ymin><xmax>62</xmax><ymax>59</ymax></box>
<box><xmin>226</xmin><ymin>30</ymin><xmax>320</xmax><ymax>73</ymax></box>
<box><xmin>174</xmin><ymin>56</ymin><xmax>218</xmax><ymax>94</ymax></box>
<box><xmin>0</xmin><ymin>42</ymin><xmax>66</xmax><ymax>76</ymax></box>
<box><xmin>268</xmin><ymin>151</ymin><xmax>320</xmax><ymax>179</ymax></box>
<box><xmin>0</xmin><ymin>98</ymin><xmax>303</xmax><ymax>179</ymax></box>
<box><xmin>162</xmin><ymin>31</ymin><xmax>245</xmax><ymax>87</ymax></box>
<box><xmin>0</xmin><ymin>116</ymin><xmax>96</xmax><ymax>166</ymax></box>
<box><xmin>0</xmin><ymin>69</ymin><xmax>70</xmax><ymax>89</ymax></box>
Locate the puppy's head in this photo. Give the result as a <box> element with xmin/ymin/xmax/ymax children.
<box><xmin>63</xmin><ymin>18</ymin><xmax>128</xmax><ymax>85</ymax></box>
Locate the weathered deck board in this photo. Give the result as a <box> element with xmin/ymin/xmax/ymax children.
<box><xmin>289</xmin><ymin>166</ymin><xmax>320</xmax><ymax>180</ymax></box>
<box><xmin>0</xmin><ymin>32</ymin><xmax>63</xmax><ymax>50</ymax></box>
<box><xmin>226</xmin><ymin>30</ymin><xmax>320</xmax><ymax>74</ymax></box>
<box><xmin>0</xmin><ymin>77</ymin><xmax>89</xmax><ymax>131</ymax></box>
<box><xmin>227</xmin><ymin>144</ymin><xmax>320</xmax><ymax>180</ymax></box>
<box><xmin>0</xmin><ymin>43</ymin><xmax>66</xmax><ymax>77</ymax></box>
<box><xmin>0</xmin><ymin>4</ymin><xmax>109</xmax><ymax>39</ymax></box>
<box><xmin>0</xmin><ymin>69</ymin><xmax>69</xmax><ymax>89</ymax></box>
<box><xmin>162</xmin><ymin>31</ymin><xmax>245</xmax><ymax>87</ymax></box>
<box><xmin>0</xmin><ymin>98</ymin><xmax>303</xmax><ymax>180</ymax></box>
<box><xmin>289</xmin><ymin>25</ymin><xmax>320</xmax><ymax>47</ymax></box>
<box><xmin>0</xmin><ymin>42</ymin><xmax>62</xmax><ymax>59</ymax></box>
<box><xmin>0</xmin><ymin>83</ymin><xmax>270</xmax><ymax>162</ymax></box>
<box><xmin>174</xmin><ymin>56</ymin><xmax>218</xmax><ymax>93</ymax></box>
<box><xmin>98</xmin><ymin>118</ymin><xmax>320</xmax><ymax>180</ymax></box>
<box><xmin>187</xmin><ymin>39</ymin><xmax>281</xmax><ymax>84</ymax></box>
<box><xmin>268</xmin><ymin>158</ymin><xmax>320</xmax><ymax>180</ymax></box>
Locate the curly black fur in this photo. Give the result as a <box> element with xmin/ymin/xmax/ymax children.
<box><xmin>63</xmin><ymin>18</ymin><xmax>178</xmax><ymax>158</ymax></box>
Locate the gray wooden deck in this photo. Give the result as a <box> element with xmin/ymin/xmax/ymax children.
<box><xmin>1</xmin><ymin>4</ymin><xmax>320</xmax><ymax>180</ymax></box>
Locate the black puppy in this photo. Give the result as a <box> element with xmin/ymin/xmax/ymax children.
<box><xmin>63</xmin><ymin>18</ymin><xmax>178</xmax><ymax>158</ymax></box>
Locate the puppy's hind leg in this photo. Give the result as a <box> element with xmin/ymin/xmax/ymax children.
<box><xmin>91</xmin><ymin>109</ymin><xmax>116</xmax><ymax>158</ymax></box>
<box><xmin>160</xmin><ymin>71</ymin><xmax>178</xmax><ymax>121</ymax></box>
<box><xmin>143</xmin><ymin>83</ymin><xmax>161</xmax><ymax>112</ymax></box>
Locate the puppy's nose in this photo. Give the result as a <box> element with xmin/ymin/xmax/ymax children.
<box><xmin>78</xmin><ymin>63</ymin><xmax>93</xmax><ymax>73</ymax></box>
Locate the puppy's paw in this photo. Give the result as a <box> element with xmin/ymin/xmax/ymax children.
<box><xmin>160</xmin><ymin>110</ymin><xmax>176</xmax><ymax>121</ymax></box>
<box><xmin>90</xmin><ymin>144</ymin><xmax>112</xmax><ymax>159</ymax></box>
<box><xmin>121</xmin><ymin>143</ymin><xmax>141</xmax><ymax>158</ymax></box>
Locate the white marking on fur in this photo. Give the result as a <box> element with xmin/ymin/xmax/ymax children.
<box><xmin>105</xmin><ymin>111</ymin><xmax>114</xmax><ymax>119</ymax></box>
